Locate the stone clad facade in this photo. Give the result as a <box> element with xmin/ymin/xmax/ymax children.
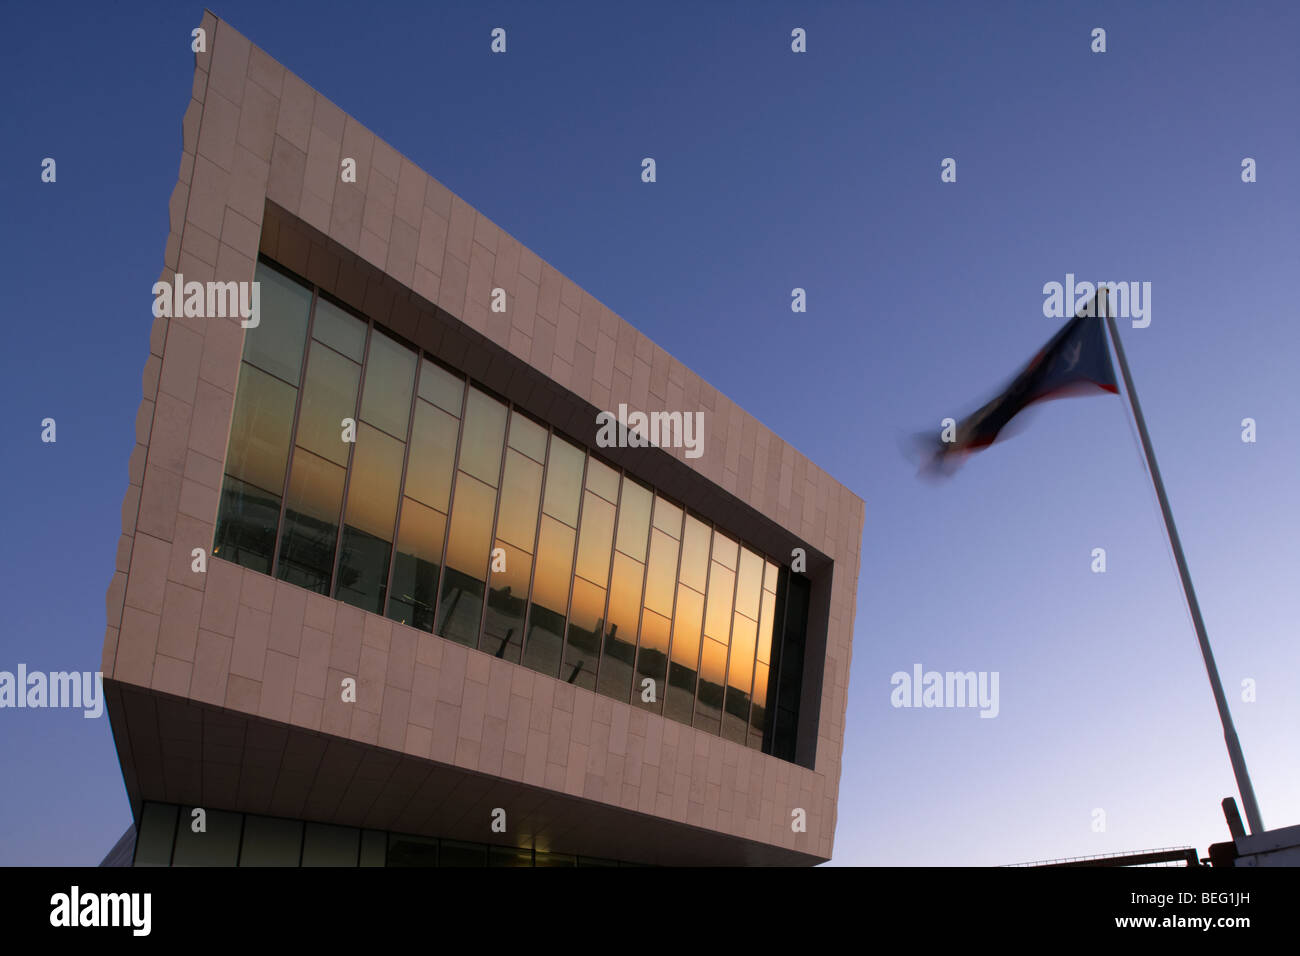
<box><xmin>102</xmin><ymin>11</ymin><xmax>864</xmax><ymax>865</ymax></box>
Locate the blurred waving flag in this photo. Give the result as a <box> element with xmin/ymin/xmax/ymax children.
<box><xmin>919</xmin><ymin>294</ymin><xmax>1119</xmax><ymax>477</ymax></box>
<box><xmin>910</xmin><ymin>288</ymin><xmax>1269</xmax><ymax>835</ymax></box>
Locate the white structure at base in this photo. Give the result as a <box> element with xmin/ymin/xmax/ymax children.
<box><xmin>1234</xmin><ymin>823</ymin><xmax>1300</xmax><ymax>866</ymax></box>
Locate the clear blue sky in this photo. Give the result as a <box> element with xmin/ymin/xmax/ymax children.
<box><xmin>1</xmin><ymin>1</ymin><xmax>1296</xmax><ymax>866</ymax></box>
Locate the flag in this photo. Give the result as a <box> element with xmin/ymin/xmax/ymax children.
<box><xmin>919</xmin><ymin>296</ymin><xmax>1118</xmax><ymax>476</ymax></box>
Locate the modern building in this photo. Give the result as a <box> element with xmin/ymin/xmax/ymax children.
<box><xmin>101</xmin><ymin>11</ymin><xmax>864</xmax><ymax>866</ymax></box>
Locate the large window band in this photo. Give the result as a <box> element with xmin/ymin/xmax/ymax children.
<box><xmin>213</xmin><ymin>257</ymin><xmax>810</xmax><ymax>759</ymax></box>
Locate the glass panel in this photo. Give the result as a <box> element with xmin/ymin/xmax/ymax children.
<box><xmin>418</xmin><ymin>357</ymin><xmax>464</xmax><ymax>416</ymax></box>
<box><xmin>665</xmin><ymin>584</ymin><xmax>703</xmax><ymax>724</ymax></box>
<box><xmin>642</xmin><ymin>529</ymin><xmax>679</xmax><ymax>618</ymax></box>
<box><xmin>748</xmin><ymin>661</ymin><xmax>769</xmax><ymax>750</ymax></box>
<box><xmin>757</xmin><ymin>589</ymin><xmax>777</xmax><ymax>665</ymax></box>
<box><xmin>778</xmin><ymin>648</ymin><xmax>804</xmax><ymax>706</ymax></box>
<box><xmin>246</xmin><ymin>262</ymin><xmax>311</xmax><ymax>384</ymax></box>
<box><xmin>564</xmin><ymin>577</ymin><xmax>605</xmax><ymax>690</ymax></box>
<box><xmin>584</xmin><ymin>456</ymin><xmax>619</xmax><ymax>503</ymax></box>
<box><xmin>529</xmin><ymin>518</ymin><xmax>574</xmax><ymax>623</ymax></box>
<box><xmin>652</xmin><ymin>496</ymin><xmax>682</xmax><ymax>539</ymax></box>
<box><xmin>724</xmin><ymin>612</ymin><xmax>757</xmax><ymax>743</ymax></box>
<box><xmin>437</xmin><ymin>473</ymin><xmax>496</xmax><ymax>646</ymax></box>
<box><xmin>678</xmin><ymin>515</ymin><xmax>710</xmax><ymax>592</ymax></box>
<box><xmin>726</xmin><ymin>612</ymin><xmax>758</xmax><ymax>695</ymax></box>
<box><xmin>387</xmin><ymin>834</ymin><xmax>439</xmax><ymax>867</ymax></box>
<box><xmin>387</xmin><ymin>498</ymin><xmax>446</xmax><ymax>632</ymax></box>
<box><xmin>750</xmin><ymin>571</ymin><xmax>777</xmax><ymax>749</ymax></box>
<box><xmin>597</xmin><ymin>551</ymin><xmax>642</xmax><ymax>701</ymax></box>
<box><xmin>773</xmin><ymin>706</ymin><xmax>797</xmax><ymax>763</ymax></box>
<box><xmin>311</xmin><ymin>297</ymin><xmax>366</xmax><ymax>361</ymax></box>
<box><xmin>213</xmin><ymin>475</ymin><xmax>280</xmax><ymax>573</ymax></box>
<box><xmin>277</xmin><ymin>448</ymin><xmax>345</xmax><ymax>593</ymax></box>
<box><xmin>336</xmin><ymin>424</ymin><xmax>404</xmax><ymax>614</ymax></box>
<box><xmin>496</xmin><ymin>450</ymin><xmax>543</xmax><ymax>552</ymax></box>
<box><xmin>542</xmin><ymin>437</ymin><xmax>584</xmax><ymax>527</ymax></box>
<box><xmin>457</xmin><ymin>388</ymin><xmax>508</xmax><ymax>486</ymax></box>
<box><xmin>238</xmin><ymin>816</ymin><xmax>303</xmax><ymax>866</ymax></box>
<box><xmin>489</xmin><ymin>845</ymin><xmax>533</xmax><ymax>867</ymax></box>
<box><xmin>772</xmin><ymin>572</ymin><xmax>808</xmax><ymax>763</ymax></box>
<box><xmin>574</xmin><ymin>491</ymin><xmax>615</xmax><ymax>586</ymax></box>
<box><xmin>360</xmin><ymin>331</ymin><xmax>417</xmax><ymax>439</ymax></box>
<box><xmin>735</xmin><ymin>547</ymin><xmax>764</xmax><ymax>621</ymax></box>
<box><xmin>614</xmin><ymin>479</ymin><xmax>652</xmax><ymax>561</ymax></box>
<box><xmin>522</xmin><ymin>516</ymin><xmax>574</xmax><ymax>677</ymax></box>
<box><xmin>302</xmin><ymin>823</ymin><xmax>359</xmax><ymax>867</ymax></box>
<box><xmin>225</xmin><ymin>362</ymin><xmax>296</xmax><ymax>495</ymax></box>
<box><xmin>694</xmin><ymin>637</ymin><xmax>726</xmax><ymax>735</ymax></box>
<box><xmin>711</xmin><ymin>531</ymin><xmax>738</xmax><ymax>572</ymax></box>
<box><xmin>764</xmin><ymin>559</ymin><xmax>779</xmax><ymax>594</ymax></box>
<box><xmin>779</xmin><ymin>575</ymin><xmax>809</xmax><ymax>714</ymax></box>
<box><xmin>438</xmin><ymin>840</ymin><xmax>486</xmax><ymax>867</ymax></box>
<box><xmin>482</xmin><ymin>539</ymin><xmax>530</xmax><ymax>662</ymax></box>
<box><xmin>703</xmin><ymin>562</ymin><xmax>735</xmax><ymax>643</ymax></box>
<box><xmin>172</xmin><ymin>808</ymin><xmax>242</xmax><ymax>866</ymax></box>
<box><xmin>405</xmin><ymin>400</ymin><xmax>459</xmax><ymax>511</ymax></box>
<box><xmin>523</xmin><ymin>605</ymin><xmax>565</xmax><ymax>679</ymax></box>
<box><xmin>295</xmin><ymin>343</ymin><xmax>360</xmax><ymax>466</ymax></box>
<box><xmin>535</xmin><ymin>851</ymin><xmax>576</xmax><ymax>867</ymax></box>
<box><xmin>507</xmin><ymin>412</ymin><xmax>548</xmax><ymax>463</ymax></box>
<box><xmin>342</xmin><ymin>424</ymin><xmax>404</xmax><ymax>542</ymax></box>
<box><xmin>133</xmin><ymin>802</ymin><xmax>178</xmax><ymax>866</ymax></box>
<box><xmin>634</xmin><ymin>608</ymin><xmax>670</xmax><ymax>714</ymax></box>
<box><xmin>359</xmin><ymin>829</ymin><xmax>386</xmax><ymax>867</ymax></box>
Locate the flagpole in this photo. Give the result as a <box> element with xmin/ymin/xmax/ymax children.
<box><xmin>1099</xmin><ymin>288</ymin><xmax>1265</xmax><ymax>836</ymax></box>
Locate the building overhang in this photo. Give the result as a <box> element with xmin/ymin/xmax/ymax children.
<box><xmin>106</xmin><ymin>679</ymin><xmax>824</xmax><ymax>865</ymax></box>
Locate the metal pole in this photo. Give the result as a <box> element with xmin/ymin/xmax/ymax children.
<box><xmin>1100</xmin><ymin>288</ymin><xmax>1264</xmax><ymax>835</ymax></box>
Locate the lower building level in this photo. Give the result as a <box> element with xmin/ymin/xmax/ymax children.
<box><xmin>108</xmin><ymin>800</ymin><xmax>647</xmax><ymax>867</ymax></box>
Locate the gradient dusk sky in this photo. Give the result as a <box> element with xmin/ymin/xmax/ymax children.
<box><xmin>1</xmin><ymin>1</ymin><xmax>1296</xmax><ymax>866</ymax></box>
